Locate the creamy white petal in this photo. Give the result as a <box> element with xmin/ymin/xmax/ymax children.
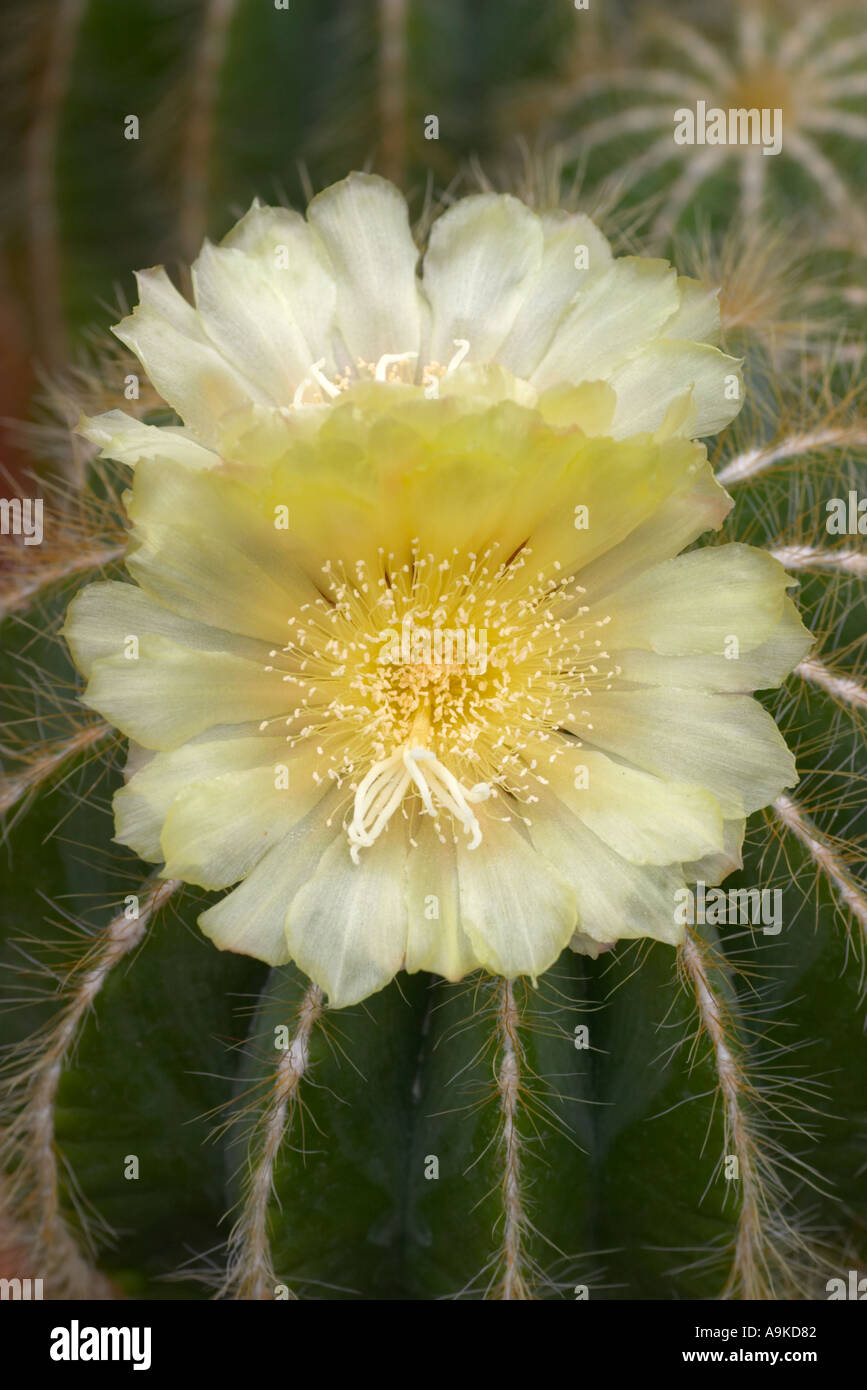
<box><xmin>608</xmin><ymin>340</ymin><xmax>743</xmax><ymax>438</ymax></box>
<box><xmin>540</xmin><ymin>747</ymin><xmax>724</xmax><ymax>865</ymax></box>
<box><xmin>286</xmin><ymin>823</ymin><xmax>409</xmax><ymax>1007</ymax></box>
<box><xmin>422</xmin><ymin>193</ymin><xmax>543</xmax><ymax>363</ymax></box>
<box><xmin>569</xmin><ymin>689</ymin><xmax>798</xmax><ymax>817</ymax></box>
<box><xmin>192</xmin><ymin>241</ymin><xmax>321</xmax><ymax>399</ymax></box>
<box><xmin>112</xmin><ymin>268</ymin><xmax>267</xmax><ymax>441</ymax></box>
<box><xmin>77</xmin><ymin>410</ymin><xmax>219</xmax><ymax>471</ymax></box>
<box><xmin>456</xmin><ymin>811</ymin><xmax>576</xmax><ymax>978</ymax></box>
<box><xmin>497</xmin><ymin>212</ymin><xmax>613</xmax><ymax>379</ymax></box>
<box><xmin>567</xmin><ymin>935</ymin><xmax>613</xmax><ymax>959</ymax></box>
<box><xmin>663</xmin><ymin>276</ymin><xmax>721</xmax><ymax>342</ymax></box>
<box><xmin>601</xmin><ymin>544</ymin><xmax>792</xmax><ymax>655</ymax></box>
<box><xmin>82</xmin><ymin>635</ymin><xmax>292</xmax><ymax>751</ymax></box>
<box><xmin>306</xmin><ymin>172</ymin><xmax>423</xmax><ymax>366</ymax></box>
<box><xmin>199</xmin><ymin>794</ymin><xmax>341</xmax><ymax>966</ymax></box>
<box><xmin>220</xmin><ymin>200</ymin><xmax>337</xmax><ymax>368</ymax></box>
<box><xmin>613</xmin><ymin>601</ymin><xmax>812</xmax><ymax>692</ymax></box>
<box><xmin>528</xmin><ymin>794</ymin><xmax>685</xmax><ymax>947</ymax></box>
<box><xmin>404</xmin><ymin>814</ymin><xmax>480</xmax><ymax>981</ymax></box>
<box><xmin>530</xmin><ymin>256</ymin><xmax>680</xmax><ymax>389</ymax></box>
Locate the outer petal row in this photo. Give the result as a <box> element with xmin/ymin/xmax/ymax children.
<box><xmin>100</xmin><ymin>172</ymin><xmax>743</xmax><ymax>450</ymax></box>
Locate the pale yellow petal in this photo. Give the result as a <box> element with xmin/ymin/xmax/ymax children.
<box><xmin>536</xmin><ymin>380</ymin><xmax>617</xmax><ymax>434</ymax></box>
<box><xmin>115</xmin><ymin>725</ymin><xmax>290</xmax><ymax>861</ymax></box>
<box><xmin>541</xmin><ymin>747</ymin><xmax>724</xmax><ymax>865</ymax></box>
<box><xmin>199</xmin><ymin>794</ymin><xmax>341</xmax><ymax>966</ymax></box>
<box><xmin>160</xmin><ymin>749</ymin><xmax>331</xmax><ymax>888</ymax></box>
<box><xmin>518</xmin><ymin>432</ymin><xmax>707</xmax><ymax>584</ymax></box>
<box><xmin>125</xmin><ymin>459</ymin><xmax>323</xmax><ymax>641</ymax></box>
<box><xmin>614</xmin><ymin>600</ymin><xmax>812</xmax><ymax>691</ymax></box>
<box><xmin>577</xmin><ymin>462</ymin><xmax>732</xmax><ymax>601</ymax></box>
<box><xmin>456</xmin><ymin>811</ymin><xmax>576</xmax><ymax>978</ymax></box>
<box><xmin>404</xmin><ymin>814</ymin><xmax>480</xmax><ymax>981</ymax></box>
<box><xmin>286</xmin><ymin>824</ymin><xmax>409</xmax><ymax>1007</ymax></box>
<box><xmin>528</xmin><ymin>793</ymin><xmax>685</xmax><ymax>947</ymax></box>
<box><xmin>601</xmin><ymin>544</ymin><xmax>793</xmax><ymax>656</ymax></box>
<box><xmin>63</xmin><ymin>580</ymin><xmax>269</xmax><ymax>678</ymax></box>
<box><xmin>82</xmin><ymin>635</ymin><xmax>291</xmax><ymax>751</ymax></box>
<box><xmin>682</xmin><ymin>817</ymin><xmax>746</xmax><ymax>887</ymax></box>
<box><xmin>568</xmin><ymin>689</ymin><xmax>798</xmax><ymax>817</ymax></box>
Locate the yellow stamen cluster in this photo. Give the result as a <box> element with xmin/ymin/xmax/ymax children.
<box><xmin>261</xmin><ymin>539</ymin><xmax>617</xmax><ymax>859</ymax></box>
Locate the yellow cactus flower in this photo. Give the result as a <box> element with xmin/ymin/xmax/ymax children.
<box><xmin>63</xmin><ymin>174</ymin><xmax>810</xmax><ymax>1007</ymax></box>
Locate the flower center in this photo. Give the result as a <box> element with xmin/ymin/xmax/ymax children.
<box><xmin>287</xmin><ymin>343</ymin><xmax>472</xmax><ymax>409</ymax></box>
<box><xmin>346</xmin><ymin>703</ymin><xmax>493</xmax><ymax>865</ymax></box>
<box><xmin>263</xmin><ymin>542</ymin><xmax>615</xmax><ymax>861</ymax></box>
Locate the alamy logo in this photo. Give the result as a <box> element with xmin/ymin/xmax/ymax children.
<box><xmin>826</xmin><ymin>1270</ymin><xmax>867</xmax><ymax>1299</ymax></box>
<box><xmin>378</xmin><ymin>619</ymin><xmax>488</xmax><ymax>675</ymax></box>
<box><xmin>674</xmin><ymin>881</ymin><xmax>782</xmax><ymax>935</ymax></box>
<box><xmin>0</xmin><ymin>1276</ymin><xmax>43</xmax><ymax>1299</ymax></box>
<box><xmin>50</xmin><ymin>1320</ymin><xmax>152</xmax><ymax>1371</ymax></box>
<box><xmin>673</xmin><ymin>101</ymin><xmax>783</xmax><ymax>156</ymax></box>
<box><xmin>0</xmin><ymin>496</ymin><xmax>43</xmax><ymax>546</ymax></box>
<box><xmin>826</xmin><ymin>491</ymin><xmax>867</xmax><ymax>535</ymax></box>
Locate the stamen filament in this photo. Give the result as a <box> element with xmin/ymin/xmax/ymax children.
<box><xmin>347</xmin><ymin>742</ymin><xmax>493</xmax><ymax>860</ymax></box>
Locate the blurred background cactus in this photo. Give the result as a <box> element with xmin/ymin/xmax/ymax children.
<box><xmin>1</xmin><ymin>0</ymin><xmax>865</xmax><ymax>1300</ymax></box>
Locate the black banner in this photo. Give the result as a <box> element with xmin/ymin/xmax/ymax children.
<box><xmin>2</xmin><ymin>1297</ymin><xmax>862</xmax><ymax>1376</ymax></box>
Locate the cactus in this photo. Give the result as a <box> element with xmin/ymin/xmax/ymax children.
<box><xmin>1</xmin><ymin>0</ymin><xmax>865</xmax><ymax>1305</ymax></box>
